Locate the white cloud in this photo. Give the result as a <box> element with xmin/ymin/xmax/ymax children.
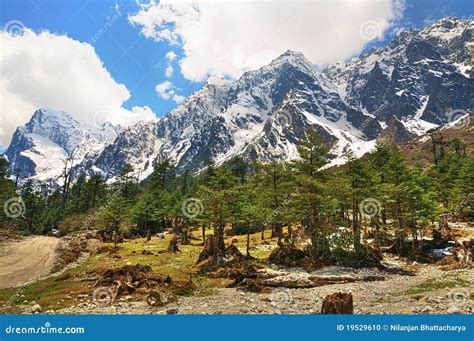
<box><xmin>165</xmin><ymin>64</ymin><xmax>174</xmax><ymax>77</ymax></box>
<box><xmin>155</xmin><ymin>80</ymin><xmax>183</xmax><ymax>103</ymax></box>
<box><xmin>0</xmin><ymin>29</ymin><xmax>155</xmax><ymax>146</ymax></box>
<box><xmin>172</xmin><ymin>94</ymin><xmax>185</xmax><ymax>104</ymax></box>
<box><xmin>155</xmin><ymin>80</ymin><xmax>174</xmax><ymax>100</ymax></box>
<box><xmin>130</xmin><ymin>0</ymin><xmax>405</xmax><ymax>82</ymax></box>
<box><xmin>165</xmin><ymin>51</ymin><xmax>177</xmax><ymax>61</ymax></box>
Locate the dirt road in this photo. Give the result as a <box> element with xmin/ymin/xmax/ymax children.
<box><xmin>0</xmin><ymin>236</ymin><xmax>59</xmax><ymax>289</ymax></box>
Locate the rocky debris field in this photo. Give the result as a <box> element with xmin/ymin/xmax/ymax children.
<box><xmin>30</xmin><ymin>262</ymin><xmax>471</xmax><ymax>315</ymax></box>
<box><xmin>2</xmin><ymin>225</ymin><xmax>473</xmax><ymax>315</ymax></box>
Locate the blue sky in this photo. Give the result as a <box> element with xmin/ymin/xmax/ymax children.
<box><xmin>0</xmin><ymin>0</ymin><xmax>472</xmax><ymax>151</ymax></box>
<box><xmin>0</xmin><ymin>0</ymin><xmax>202</xmax><ymax>117</ymax></box>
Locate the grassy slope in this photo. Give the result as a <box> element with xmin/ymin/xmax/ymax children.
<box><xmin>0</xmin><ymin>228</ymin><xmax>278</xmax><ymax>313</ymax></box>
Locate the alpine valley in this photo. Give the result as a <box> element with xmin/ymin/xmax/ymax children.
<box><xmin>4</xmin><ymin>17</ymin><xmax>473</xmax><ymax>183</ymax></box>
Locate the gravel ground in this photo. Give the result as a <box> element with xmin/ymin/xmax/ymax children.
<box><xmin>43</xmin><ymin>262</ymin><xmax>473</xmax><ymax>315</ymax></box>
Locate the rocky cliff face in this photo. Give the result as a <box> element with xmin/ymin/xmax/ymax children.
<box><xmin>324</xmin><ymin>16</ymin><xmax>473</xmax><ymax>131</ymax></box>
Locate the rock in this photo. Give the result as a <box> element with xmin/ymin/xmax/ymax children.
<box><xmin>146</xmin><ymin>291</ymin><xmax>171</xmax><ymax>307</ymax></box>
<box><xmin>447</xmin><ymin>306</ymin><xmax>464</xmax><ymax>314</ymax></box>
<box><xmin>31</xmin><ymin>304</ymin><xmax>41</xmax><ymax>313</ymax></box>
<box><xmin>420</xmin><ymin>306</ymin><xmax>432</xmax><ymax>313</ymax></box>
<box><xmin>166</xmin><ymin>308</ymin><xmax>179</xmax><ymax>315</ymax></box>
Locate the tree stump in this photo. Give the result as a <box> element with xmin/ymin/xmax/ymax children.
<box><xmin>196</xmin><ymin>235</ymin><xmax>216</xmax><ymax>263</ymax></box>
<box><xmin>146</xmin><ymin>230</ymin><xmax>151</xmax><ymax>242</ymax></box>
<box><xmin>167</xmin><ymin>237</ymin><xmax>181</xmax><ymax>253</ymax></box>
<box><xmin>181</xmin><ymin>231</ymin><xmax>190</xmax><ymax>245</ymax></box>
<box><xmin>321</xmin><ymin>292</ymin><xmax>353</xmax><ymax>314</ymax></box>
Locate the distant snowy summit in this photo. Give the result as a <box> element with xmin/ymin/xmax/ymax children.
<box><xmin>4</xmin><ymin>17</ymin><xmax>473</xmax><ymax>183</ymax></box>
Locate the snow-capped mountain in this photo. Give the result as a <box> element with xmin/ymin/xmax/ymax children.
<box><xmin>324</xmin><ymin>16</ymin><xmax>473</xmax><ymax>135</ymax></box>
<box><xmin>4</xmin><ymin>17</ymin><xmax>473</xmax><ymax>182</ymax></box>
<box><xmin>90</xmin><ymin>50</ymin><xmax>375</xmax><ymax>177</ymax></box>
<box><xmin>5</xmin><ymin>109</ymin><xmax>119</xmax><ymax>181</ymax></box>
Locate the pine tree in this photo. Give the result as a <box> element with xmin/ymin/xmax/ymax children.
<box><xmin>253</xmin><ymin>162</ymin><xmax>291</xmax><ymax>244</ymax></box>
<box><xmin>130</xmin><ymin>194</ymin><xmax>157</xmax><ymax>238</ymax></box>
<box><xmin>345</xmin><ymin>151</ymin><xmax>377</xmax><ymax>252</ymax></box>
<box><xmin>96</xmin><ymin>195</ymin><xmax>131</xmax><ymax>247</ymax></box>
<box><xmin>291</xmin><ymin>129</ymin><xmax>330</xmax><ymax>259</ymax></box>
<box><xmin>198</xmin><ymin>166</ymin><xmax>238</xmax><ymax>256</ymax></box>
<box><xmin>0</xmin><ymin>156</ymin><xmax>16</xmax><ymax>228</ymax></box>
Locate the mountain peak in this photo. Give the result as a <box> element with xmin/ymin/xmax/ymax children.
<box><xmin>273</xmin><ymin>50</ymin><xmax>311</xmax><ymax>65</ymax></box>
<box><xmin>31</xmin><ymin>107</ymin><xmax>71</xmax><ymax>120</ymax></box>
<box><xmin>279</xmin><ymin>50</ymin><xmax>305</xmax><ymax>58</ymax></box>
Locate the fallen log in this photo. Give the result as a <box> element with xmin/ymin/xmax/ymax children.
<box><xmin>258</xmin><ymin>274</ymin><xmax>385</xmax><ymax>289</ymax></box>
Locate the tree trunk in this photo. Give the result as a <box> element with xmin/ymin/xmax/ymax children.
<box><xmin>277</xmin><ymin>223</ymin><xmax>283</xmax><ymax>246</ymax></box>
<box><xmin>201</xmin><ymin>224</ymin><xmax>206</xmax><ymax>245</ymax></box>
<box><xmin>246</xmin><ymin>232</ymin><xmax>250</xmax><ymax>257</ymax></box>
<box><xmin>113</xmin><ymin>225</ymin><xmax>118</xmax><ymax>248</ymax></box>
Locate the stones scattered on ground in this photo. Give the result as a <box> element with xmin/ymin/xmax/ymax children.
<box><xmin>31</xmin><ymin>304</ymin><xmax>41</xmax><ymax>313</ymax></box>
<box><xmin>50</xmin><ymin>230</ymin><xmax>100</xmax><ymax>273</ymax></box>
<box><xmin>166</xmin><ymin>308</ymin><xmax>179</xmax><ymax>315</ymax></box>
<box><xmin>447</xmin><ymin>306</ymin><xmax>465</xmax><ymax>314</ymax></box>
<box><xmin>43</xmin><ymin>262</ymin><xmax>473</xmax><ymax>316</ymax></box>
<box><xmin>146</xmin><ymin>291</ymin><xmax>174</xmax><ymax>307</ymax></box>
